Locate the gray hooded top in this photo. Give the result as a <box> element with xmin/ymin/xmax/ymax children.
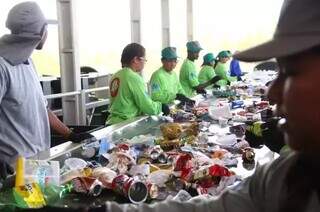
<box><xmin>0</xmin><ymin>1</ymin><xmax>47</xmax><ymax>65</ymax></box>
<box><xmin>0</xmin><ymin>2</ymin><xmax>50</xmax><ymax>164</ymax></box>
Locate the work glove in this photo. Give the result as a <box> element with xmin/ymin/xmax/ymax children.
<box><xmin>161</xmin><ymin>104</ymin><xmax>170</xmax><ymax>116</ymax></box>
<box><xmin>226</xmin><ymin>80</ymin><xmax>231</xmax><ymax>86</ymax></box>
<box><xmin>0</xmin><ymin>159</ymin><xmax>14</xmax><ymax>180</ymax></box>
<box><xmin>261</xmin><ymin>118</ymin><xmax>285</xmax><ymax>153</ymax></box>
<box><xmin>68</xmin><ymin>131</ymin><xmax>95</xmax><ymax>143</ymax></box>
<box><xmin>210</xmin><ymin>76</ymin><xmax>222</xmax><ymax>84</ymax></box>
<box><xmin>175</xmin><ymin>93</ymin><xmax>195</xmax><ymax>107</ymax></box>
<box><xmin>196</xmin><ymin>87</ymin><xmax>207</xmax><ymax>95</ymax></box>
<box><xmin>213</xmin><ymin>84</ymin><xmax>221</xmax><ymax>89</ymax></box>
<box><xmin>245</xmin><ymin>118</ymin><xmax>285</xmax><ymax>153</ymax></box>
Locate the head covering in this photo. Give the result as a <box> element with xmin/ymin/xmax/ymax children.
<box><xmin>161</xmin><ymin>47</ymin><xmax>178</xmax><ymax>59</ymax></box>
<box><xmin>0</xmin><ymin>2</ymin><xmax>47</xmax><ymax>65</ymax></box>
<box><xmin>203</xmin><ymin>53</ymin><xmax>215</xmax><ymax>63</ymax></box>
<box><xmin>217</xmin><ymin>51</ymin><xmax>230</xmax><ymax>59</ymax></box>
<box><xmin>234</xmin><ymin>0</ymin><xmax>320</xmax><ymax>62</ymax></box>
<box><xmin>186</xmin><ymin>41</ymin><xmax>203</xmax><ymax>53</ymax></box>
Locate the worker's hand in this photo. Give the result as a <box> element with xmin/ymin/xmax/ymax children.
<box><xmin>161</xmin><ymin>104</ymin><xmax>170</xmax><ymax>116</ymax></box>
<box><xmin>226</xmin><ymin>80</ymin><xmax>231</xmax><ymax>86</ymax></box>
<box><xmin>213</xmin><ymin>84</ymin><xmax>221</xmax><ymax>89</ymax></box>
<box><xmin>196</xmin><ymin>87</ymin><xmax>207</xmax><ymax>95</ymax></box>
<box><xmin>245</xmin><ymin>129</ymin><xmax>264</xmax><ymax>148</ymax></box>
<box><xmin>245</xmin><ymin>118</ymin><xmax>285</xmax><ymax>153</ymax></box>
<box><xmin>261</xmin><ymin>118</ymin><xmax>285</xmax><ymax>153</ymax></box>
<box><xmin>210</xmin><ymin>76</ymin><xmax>222</xmax><ymax>84</ymax></box>
<box><xmin>0</xmin><ymin>160</ymin><xmax>14</xmax><ymax>181</ymax></box>
<box><xmin>175</xmin><ymin>94</ymin><xmax>195</xmax><ymax>107</ymax></box>
<box><xmin>68</xmin><ymin>131</ymin><xmax>95</xmax><ymax>143</ymax></box>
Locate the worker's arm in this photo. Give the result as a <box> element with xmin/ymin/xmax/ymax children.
<box><xmin>131</xmin><ymin>77</ymin><xmax>162</xmax><ymax>115</ymax></box>
<box><xmin>47</xmin><ymin>109</ymin><xmax>71</xmax><ymax>139</ymax></box>
<box><xmin>194</xmin><ymin>76</ymin><xmax>222</xmax><ymax>93</ymax></box>
<box><xmin>47</xmin><ymin>109</ymin><xmax>93</xmax><ymax>142</ymax></box>
<box><xmin>150</xmin><ymin>77</ymin><xmax>176</xmax><ymax>104</ymax></box>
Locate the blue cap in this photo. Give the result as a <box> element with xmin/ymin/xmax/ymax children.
<box><xmin>186</xmin><ymin>41</ymin><xmax>203</xmax><ymax>53</ymax></box>
<box><xmin>161</xmin><ymin>47</ymin><xmax>178</xmax><ymax>59</ymax></box>
<box><xmin>203</xmin><ymin>53</ymin><xmax>215</xmax><ymax>63</ymax></box>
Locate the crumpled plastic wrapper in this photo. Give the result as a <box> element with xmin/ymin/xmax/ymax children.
<box><xmin>107</xmin><ymin>152</ymin><xmax>136</xmax><ymax>174</ymax></box>
<box><xmin>160</xmin><ymin>123</ymin><xmax>183</xmax><ymax>140</ymax></box>
<box><xmin>92</xmin><ymin>167</ymin><xmax>117</xmax><ymax>188</ymax></box>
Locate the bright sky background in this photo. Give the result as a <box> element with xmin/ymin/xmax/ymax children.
<box><xmin>0</xmin><ymin>0</ymin><xmax>283</xmax><ymax>81</ymax></box>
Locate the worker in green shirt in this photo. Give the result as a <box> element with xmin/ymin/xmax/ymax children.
<box><xmin>106</xmin><ymin>43</ymin><xmax>170</xmax><ymax>125</ymax></box>
<box><xmin>214</xmin><ymin>51</ymin><xmax>237</xmax><ymax>86</ymax></box>
<box><xmin>198</xmin><ymin>53</ymin><xmax>221</xmax><ymax>89</ymax></box>
<box><xmin>150</xmin><ymin>47</ymin><xmax>194</xmax><ymax>106</ymax></box>
<box><xmin>179</xmin><ymin>41</ymin><xmax>221</xmax><ymax>97</ymax></box>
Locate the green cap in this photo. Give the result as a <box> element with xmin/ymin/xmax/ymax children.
<box><xmin>217</xmin><ymin>51</ymin><xmax>230</xmax><ymax>59</ymax></box>
<box><xmin>186</xmin><ymin>41</ymin><xmax>203</xmax><ymax>53</ymax></box>
<box><xmin>161</xmin><ymin>47</ymin><xmax>178</xmax><ymax>59</ymax></box>
<box><xmin>203</xmin><ymin>53</ymin><xmax>215</xmax><ymax>63</ymax></box>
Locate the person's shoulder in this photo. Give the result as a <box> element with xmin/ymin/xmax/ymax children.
<box><xmin>203</xmin><ymin>65</ymin><xmax>213</xmax><ymax>71</ymax></box>
<box><xmin>256</xmin><ymin>151</ymin><xmax>298</xmax><ymax>182</ymax></box>
<box><xmin>124</xmin><ymin>68</ymin><xmax>144</xmax><ymax>84</ymax></box>
<box><xmin>151</xmin><ymin>67</ymin><xmax>164</xmax><ymax>79</ymax></box>
<box><xmin>180</xmin><ymin>59</ymin><xmax>191</xmax><ymax>69</ymax></box>
<box><xmin>0</xmin><ymin>57</ymin><xmax>10</xmax><ymax>74</ymax></box>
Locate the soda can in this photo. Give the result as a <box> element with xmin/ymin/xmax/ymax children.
<box><xmin>150</xmin><ymin>149</ymin><xmax>160</xmax><ymax>161</ymax></box>
<box><xmin>157</xmin><ymin>152</ymin><xmax>167</xmax><ymax>164</ymax></box>
<box><xmin>71</xmin><ymin>177</ymin><xmax>103</xmax><ymax>196</ymax></box>
<box><xmin>112</xmin><ymin>174</ymin><xmax>148</xmax><ymax>204</ymax></box>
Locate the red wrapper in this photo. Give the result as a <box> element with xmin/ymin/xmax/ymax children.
<box><xmin>174</xmin><ymin>153</ymin><xmax>193</xmax><ymax>181</ymax></box>
<box><xmin>209</xmin><ymin>164</ymin><xmax>231</xmax><ymax>177</ymax></box>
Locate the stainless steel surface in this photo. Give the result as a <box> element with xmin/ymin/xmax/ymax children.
<box><xmin>38</xmin><ymin>115</ymin><xmax>157</xmax><ymax>163</ymax></box>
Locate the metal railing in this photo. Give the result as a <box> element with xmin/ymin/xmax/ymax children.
<box><xmin>45</xmin><ymin>86</ymin><xmax>109</xmax><ymax>125</ymax></box>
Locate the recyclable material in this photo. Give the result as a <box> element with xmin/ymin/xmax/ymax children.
<box><xmin>242</xmin><ymin>148</ymin><xmax>255</xmax><ymax>164</ymax></box>
<box><xmin>71</xmin><ymin>177</ymin><xmax>103</xmax><ymax>196</ymax></box>
<box><xmin>231</xmin><ymin>100</ymin><xmax>244</xmax><ymax>109</ymax></box>
<box><xmin>160</xmin><ymin>123</ymin><xmax>182</xmax><ymax>140</ymax></box>
<box><xmin>81</xmin><ymin>141</ymin><xmax>100</xmax><ymax>159</ymax></box>
<box><xmin>15</xmin><ymin>156</ymin><xmax>25</xmax><ymax>188</ymax></box>
<box><xmin>13</xmin><ymin>183</ymin><xmax>46</xmax><ymax>208</ymax></box>
<box><xmin>24</xmin><ymin>160</ymin><xmax>60</xmax><ymax>187</ymax></box>
<box><xmin>111</xmin><ymin>174</ymin><xmax>148</xmax><ymax>204</ymax></box>
<box><xmin>92</xmin><ymin>167</ymin><xmax>117</xmax><ymax>188</ymax></box>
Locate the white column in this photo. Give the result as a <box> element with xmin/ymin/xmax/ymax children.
<box><xmin>130</xmin><ymin>0</ymin><xmax>141</xmax><ymax>43</ymax></box>
<box><xmin>186</xmin><ymin>0</ymin><xmax>193</xmax><ymax>41</ymax></box>
<box><xmin>56</xmin><ymin>0</ymin><xmax>85</xmax><ymax>125</ymax></box>
<box><xmin>161</xmin><ymin>0</ymin><xmax>170</xmax><ymax>48</ymax></box>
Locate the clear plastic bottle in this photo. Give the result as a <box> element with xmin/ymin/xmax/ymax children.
<box><xmin>247</xmin><ymin>84</ymin><xmax>254</xmax><ymax>96</ymax></box>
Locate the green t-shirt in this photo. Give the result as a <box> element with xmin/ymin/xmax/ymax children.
<box><xmin>214</xmin><ymin>62</ymin><xmax>237</xmax><ymax>86</ymax></box>
<box><xmin>150</xmin><ymin>67</ymin><xmax>185</xmax><ymax>104</ymax></box>
<box><xmin>179</xmin><ymin>59</ymin><xmax>199</xmax><ymax>97</ymax></box>
<box><xmin>107</xmin><ymin>67</ymin><xmax>162</xmax><ymax>125</ymax></box>
<box><xmin>198</xmin><ymin>65</ymin><xmax>216</xmax><ymax>88</ymax></box>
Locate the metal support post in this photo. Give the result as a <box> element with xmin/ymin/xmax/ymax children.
<box><xmin>161</xmin><ymin>0</ymin><xmax>170</xmax><ymax>47</ymax></box>
<box><xmin>56</xmin><ymin>0</ymin><xmax>82</xmax><ymax>124</ymax></box>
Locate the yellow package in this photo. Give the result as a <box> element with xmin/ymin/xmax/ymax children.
<box><xmin>13</xmin><ymin>183</ymin><xmax>46</xmax><ymax>208</ymax></box>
